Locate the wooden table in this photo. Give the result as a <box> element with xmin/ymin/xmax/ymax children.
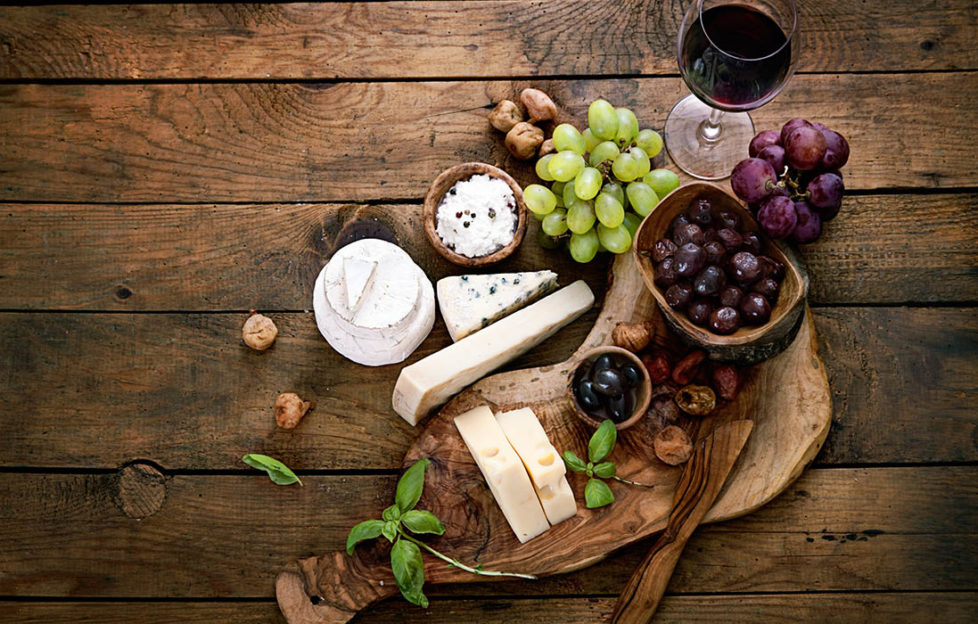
<box><xmin>1</xmin><ymin>3</ymin><xmax>976</xmax><ymax>622</ymax></box>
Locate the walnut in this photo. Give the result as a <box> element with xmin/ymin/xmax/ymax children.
<box><xmin>654</xmin><ymin>425</ymin><xmax>693</xmax><ymax>466</ymax></box>
<box><xmin>488</xmin><ymin>100</ymin><xmax>524</xmax><ymax>133</ymax></box>
<box><xmin>242</xmin><ymin>311</ymin><xmax>278</xmax><ymax>351</ymax></box>
<box><xmin>538</xmin><ymin>138</ymin><xmax>556</xmax><ymax>157</ymax></box>
<box><xmin>274</xmin><ymin>393</ymin><xmax>315</xmax><ymax>430</ymax></box>
<box><xmin>505</xmin><ymin>122</ymin><xmax>544</xmax><ymax>160</ymax></box>
<box><xmin>612</xmin><ymin>321</ymin><xmax>653</xmax><ymax>353</ymax></box>
<box><xmin>675</xmin><ymin>384</ymin><xmax>717</xmax><ymax>416</ymax></box>
<box><xmin>520</xmin><ymin>88</ymin><xmax>557</xmax><ymax>123</ymax></box>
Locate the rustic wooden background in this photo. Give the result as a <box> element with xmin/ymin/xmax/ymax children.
<box><xmin>1</xmin><ymin>2</ymin><xmax>976</xmax><ymax>622</ymax></box>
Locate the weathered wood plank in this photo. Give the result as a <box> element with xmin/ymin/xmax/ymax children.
<box><xmin>0</xmin><ymin>1</ymin><xmax>973</xmax><ymax>80</ymax></box>
<box><xmin>1</xmin><ymin>194</ymin><xmax>974</xmax><ymax>311</ymax></box>
<box><xmin>0</xmin><ymin>308</ymin><xmax>974</xmax><ymax>469</ymax></box>
<box><xmin>3</xmin><ymin>593</ymin><xmax>977</xmax><ymax>624</ymax></box>
<box><xmin>1</xmin><ymin>74</ymin><xmax>975</xmax><ymax>203</ymax></box>
<box><xmin>0</xmin><ymin>467</ymin><xmax>973</xmax><ymax>598</ymax></box>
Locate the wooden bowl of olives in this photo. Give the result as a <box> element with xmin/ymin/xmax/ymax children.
<box><xmin>633</xmin><ymin>182</ymin><xmax>808</xmax><ymax>364</ymax></box>
<box><xmin>567</xmin><ymin>346</ymin><xmax>652</xmax><ymax>431</ymax></box>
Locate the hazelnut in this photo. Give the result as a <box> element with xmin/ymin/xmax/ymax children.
<box><xmin>488</xmin><ymin>100</ymin><xmax>524</xmax><ymax>133</ymax></box>
<box><xmin>242</xmin><ymin>311</ymin><xmax>278</xmax><ymax>351</ymax></box>
<box><xmin>612</xmin><ymin>320</ymin><xmax>654</xmax><ymax>353</ymax></box>
<box><xmin>274</xmin><ymin>392</ymin><xmax>315</xmax><ymax>430</ymax></box>
<box><xmin>505</xmin><ymin>122</ymin><xmax>544</xmax><ymax>160</ymax></box>
<box><xmin>520</xmin><ymin>88</ymin><xmax>557</xmax><ymax>123</ymax></box>
<box><xmin>654</xmin><ymin>425</ymin><xmax>693</xmax><ymax>466</ymax></box>
<box><xmin>674</xmin><ymin>384</ymin><xmax>717</xmax><ymax>417</ymax></box>
<box><xmin>538</xmin><ymin>138</ymin><xmax>556</xmax><ymax>157</ymax></box>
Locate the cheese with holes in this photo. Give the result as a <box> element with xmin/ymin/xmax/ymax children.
<box><xmin>454</xmin><ymin>405</ymin><xmax>550</xmax><ymax>543</ymax></box>
<box><xmin>392</xmin><ymin>280</ymin><xmax>594</xmax><ymax>425</ymax></box>
<box><xmin>313</xmin><ymin>239</ymin><xmax>434</xmax><ymax>366</ymax></box>
<box><xmin>496</xmin><ymin>407</ymin><xmax>577</xmax><ymax>525</ymax></box>
<box><xmin>436</xmin><ymin>270</ymin><xmax>558</xmax><ymax>341</ymax></box>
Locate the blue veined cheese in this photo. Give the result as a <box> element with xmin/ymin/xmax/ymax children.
<box><xmin>436</xmin><ymin>270</ymin><xmax>558</xmax><ymax>342</ymax></box>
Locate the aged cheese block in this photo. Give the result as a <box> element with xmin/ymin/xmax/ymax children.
<box><xmin>436</xmin><ymin>270</ymin><xmax>558</xmax><ymax>341</ymax></box>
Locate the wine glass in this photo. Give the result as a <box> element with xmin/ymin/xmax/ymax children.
<box><xmin>664</xmin><ymin>0</ymin><xmax>799</xmax><ymax>180</ymax></box>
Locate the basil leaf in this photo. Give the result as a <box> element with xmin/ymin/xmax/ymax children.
<box><xmin>587</xmin><ymin>420</ymin><xmax>618</xmax><ymax>463</ymax></box>
<box><xmin>593</xmin><ymin>461</ymin><xmax>617</xmax><ymax>479</ymax></box>
<box><xmin>241</xmin><ymin>453</ymin><xmax>302</xmax><ymax>486</ymax></box>
<box><xmin>382</xmin><ymin>504</ymin><xmax>401</xmax><ymax>522</ymax></box>
<box><xmin>346</xmin><ymin>519</ymin><xmax>384</xmax><ymax>555</ymax></box>
<box><xmin>585</xmin><ymin>477</ymin><xmax>615</xmax><ymax>509</ymax></box>
<box><xmin>382</xmin><ymin>520</ymin><xmax>399</xmax><ymax>543</ymax></box>
<box><xmin>402</xmin><ymin>510</ymin><xmax>445</xmax><ymax>536</ymax></box>
<box><xmin>395</xmin><ymin>458</ymin><xmax>429</xmax><ymax>513</ymax></box>
<box><xmin>562</xmin><ymin>450</ymin><xmax>587</xmax><ymax>473</ymax></box>
<box><xmin>391</xmin><ymin>538</ymin><xmax>428</xmax><ymax>608</ymax></box>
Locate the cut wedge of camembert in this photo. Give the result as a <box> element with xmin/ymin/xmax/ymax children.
<box><xmin>436</xmin><ymin>270</ymin><xmax>558</xmax><ymax>342</ymax></box>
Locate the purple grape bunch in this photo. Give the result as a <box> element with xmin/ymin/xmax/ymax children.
<box><xmin>730</xmin><ymin>119</ymin><xmax>850</xmax><ymax>244</ymax></box>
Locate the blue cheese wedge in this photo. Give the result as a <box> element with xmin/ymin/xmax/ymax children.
<box><xmin>436</xmin><ymin>270</ymin><xmax>558</xmax><ymax>342</ymax></box>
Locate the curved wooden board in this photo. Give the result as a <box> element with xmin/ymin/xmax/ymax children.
<box><xmin>277</xmin><ymin>252</ymin><xmax>832</xmax><ymax>623</ymax></box>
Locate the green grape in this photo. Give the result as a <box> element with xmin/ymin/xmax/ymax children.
<box><xmin>562</xmin><ymin>179</ymin><xmax>577</xmax><ymax>207</ymax></box>
<box><xmin>594</xmin><ymin>192</ymin><xmax>625</xmax><ymax>228</ymax></box>
<box><xmin>588</xmin><ymin>141</ymin><xmax>620</xmax><ymax>167</ymax></box>
<box><xmin>552</xmin><ymin>123</ymin><xmax>586</xmax><ymax>154</ymax></box>
<box><xmin>541</xmin><ymin>208</ymin><xmax>569</xmax><ymax>236</ymax></box>
<box><xmin>524</xmin><ymin>184</ymin><xmax>557</xmax><ymax>216</ymax></box>
<box><xmin>574</xmin><ymin>167</ymin><xmax>603</xmax><ymax>200</ymax></box>
<box><xmin>551</xmin><ymin>181</ymin><xmax>566</xmax><ymax>197</ymax></box>
<box><xmin>582</xmin><ymin>128</ymin><xmax>601</xmax><ymax>153</ymax></box>
<box><xmin>622</xmin><ymin>211</ymin><xmax>642</xmax><ymax>238</ymax></box>
<box><xmin>614</xmin><ymin>108</ymin><xmax>639</xmax><ymax>144</ymax></box>
<box><xmin>569</xmin><ymin>229</ymin><xmax>600</xmax><ymax>263</ymax></box>
<box><xmin>635</xmin><ymin>129</ymin><xmax>663</xmax><ymax>157</ymax></box>
<box><xmin>566</xmin><ymin>198</ymin><xmax>596</xmax><ymax>234</ymax></box>
<box><xmin>553</xmin><ymin>192</ymin><xmax>565</xmax><ymax>208</ymax></box>
<box><xmin>535</xmin><ymin>154</ymin><xmax>556</xmax><ymax>182</ymax></box>
<box><xmin>630</xmin><ymin>146</ymin><xmax>652</xmax><ymax>178</ymax></box>
<box><xmin>548</xmin><ymin>151</ymin><xmax>585</xmax><ymax>182</ymax></box>
<box><xmin>602</xmin><ymin>181</ymin><xmax>625</xmax><ymax>205</ymax></box>
<box><xmin>643</xmin><ymin>168</ymin><xmax>681</xmax><ymax>198</ymax></box>
<box><xmin>612</xmin><ymin>151</ymin><xmax>641</xmax><ymax>182</ymax></box>
<box><xmin>537</xmin><ymin>226</ymin><xmax>561</xmax><ymax>250</ymax></box>
<box><xmin>597</xmin><ymin>223</ymin><xmax>632</xmax><ymax>254</ymax></box>
<box><xmin>588</xmin><ymin>99</ymin><xmax>618</xmax><ymax>141</ymax></box>
<box><xmin>625</xmin><ymin>182</ymin><xmax>659</xmax><ymax>217</ymax></box>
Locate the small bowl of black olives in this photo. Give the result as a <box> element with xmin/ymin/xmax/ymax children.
<box><xmin>567</xmin><ymin>346</ymin><xmax>652</xmax><ymax>431</ymax></box>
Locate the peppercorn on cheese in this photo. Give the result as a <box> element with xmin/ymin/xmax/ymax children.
<box><xmin>454</xmin><ymin>405</ymin><xmax>550</xmax><ymax>544</ymax></box>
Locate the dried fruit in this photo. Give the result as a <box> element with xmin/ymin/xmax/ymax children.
<box><xmin>538</xmin><ymin>138</ymin><xmax>556</xmax><ymax>157</ymax></box>
<box><xmin>641</xmin><ymin>351</ymin><xmax>672</xmax><ymax>385</ymax></box>
<box><xmin>612</xmin><ymin>321</ymin><xmax>653</xmax><ymax>353</ymax></box>
<box><xmin>675</xmin><ymin>385</ymin><xmax>716</xmax><ymax>416</ymax></box>
<box><xmin>520</xmin><ymin>88</ymin><xmax>557</xmax><ymax>123</ymax></box>
<box><xmin>649</xmin><ymin>396</ymin><xmax>680</xmax><ymax>428</ymax></box>
<box><xmin>488</xmin><ymin>99</ymin><xmax>524</xmax><ymax>133</ymax></box>
<box><xmin>274</xmin><ymin>392</ymin><xmax>315</xmax><ymax>430</ymax></box>
<box><xmin>242</xmin><ymin>310</ymin><xmax>278</xmax><ymax>351</ymax></box>
<box><xmin>505</xmin><ymin>122</ymin><xmax>544</xmax><ymax>160</ymax></box>
<box><xmin>653</xmin><ymin>425</ymin><xmax>693</xmax><ymax>466</ymax></box>
<box><xmin>671</xmin><ymin>350</ymin><xmax>707</xmax><ymax>385</ymax></box>
<box><xmin>712</xmin><ymin>364</ymin><xmax>743</xmax><ymax>401</ymax></box>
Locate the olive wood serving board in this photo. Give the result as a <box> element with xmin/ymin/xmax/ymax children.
<box><xmin>277</xmin><ymin>252</ymin><xmax>832</xmax><ymax>624</ymax></box>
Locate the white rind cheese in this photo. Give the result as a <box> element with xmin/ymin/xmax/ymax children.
<box><xmin>454</xmin><ymin>405</ymin><xmax>550</xmax><ymax>544</ymax></box>
<box><xmin>392</xmin><ymin>280</ymin><xmax>595</xmax><ymax>425</ymax></box>
<box><xmin>313</xmin><ymin>239</ymin><xmax>434</xmax><ymax>367</ymax></box>
<box><xmin>436</xmin><ymin>270</ymin><xmax>558</xmax><ymax>342</ymax></box>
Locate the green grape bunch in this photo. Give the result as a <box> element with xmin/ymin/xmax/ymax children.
<box><xmin>522</xmin><ymin>99</ymin><xmax>681</xmax><ymax>263</ymax></box>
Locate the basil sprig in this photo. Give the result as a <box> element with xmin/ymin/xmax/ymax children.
<box><xmin>241</xmin><ymin>453</ymin><xmax>302</xmax><ymax>486</ymax></box>
<box><xmin>562</xmin><ymin>419</ymin><xmax>654</xmax><ymax>509</ymax></box>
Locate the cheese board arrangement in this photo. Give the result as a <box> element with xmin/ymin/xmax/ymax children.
<box><xmin>267</xmin><ymin>94</ymin><xmax>845</xmax><ymax>623</ymax></box>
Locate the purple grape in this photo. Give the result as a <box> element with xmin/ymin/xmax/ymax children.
<box><xmin>729</xmin><ymin>251</ymin><xmax>761</xmax><ymax>285</ymax></box>
<box><xmin>791</xmin><ymin>201</ymin><xmax>823</xmax><ymax>244</ymax></box>
<box><xmin>785</xmin><ymin>126</ymin><xmax>828</xmax><ymax>171</ymax></box>
<box><xmin>820</xmin><ymin>129</ymin><xmax>850</xmax><ymax>170</ymax></box>
<box><xmin>719</xmin><ymin>285</ymin><xmax>745</xmax><ymax>308</ymax></box>
<box><xmin>809</xmin><ymin>121</ymin><xmax>829</xmax><ymax>132</ymax></box>
<box><xmin>780</xmin><ymin>118</ymin><xmax>812</xmax><ymax>145</ymax></box>
<box><xmin>756</xmin><ymin>195</ymin><xmax>798</xmax><ymax>239</ymax></box>
<box><xmin>749</xmin><ymin>130</ymin><xmax>781</xmax><ymax>157</ymax></box>
<box><xmin>674</xmin><ymin>243</ymin><xmax>706</xmax><ymax>277</ymax></box>
<box><xmin>693</xmin><ymin>265</ymin><xmax>726</xmax><ymax>297</ymax></box>
<box><xmin>806</xmin><ymin>172</ymin><xmax>844</xmax><ymax>220</ymax></box>
<box><xmin>757</xmin><ymin>145</ymin><xmax>786</xmax><ymax>173</ymax></box>
<box><xmin>740</xmin><ymin>293</ymin><xmax>772</xmax><ymax>325</ymax></box>
<box><xmin>731</xmin><ymin>158</ymin><xmax>777</xmax><ymax>203</ymax></box>
<box><xmin>665</xmin><ymin>282</ymin><xmax>694</xmax><ymax>310</ymax></box>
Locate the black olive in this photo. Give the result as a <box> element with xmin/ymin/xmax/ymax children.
<box><xmin>592</xmin><ymin>368</ymin><xmax>624</xmax><ymax>396</ymax></box>
<box><xmin>607</xmin><ymin>393</ymin><xmax>630</xmax><ymax>422</ymax></box>
<box><xmin>592</xmin><ymin>354</ymin><xmax>616</xmax><ymax>373</ymax></box>
<box><xmin>576</xmin><ymin>380</ymin><xmax>602</xmax><ymax>411</ymax></box>
<box><xmin>621</xmin><ymin>364</ymin><xmax>642</xmax><ymax>388</ymax></box>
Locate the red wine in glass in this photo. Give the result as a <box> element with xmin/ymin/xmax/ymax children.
<box><xmin>681</xmin><ymin>4</ymin><xmax>792</xmax><ymax>111</ymax></box>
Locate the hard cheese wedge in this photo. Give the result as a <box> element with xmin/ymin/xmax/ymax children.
<box><xmin>454</xmin><ymin>405</ymin><xmax>550</xmax><ymax>544</ymax></box>
<box><xmin>392</xmin><ymin>280</ymin><xmax>594</xmax><ymax>425</ymax></box>
<box><xmin>436</xmin><ymin>270</ymin><xmax>558</xmax><ymax>342</ymax></box>
<box><xmin>496</xmin><ymin>407</ymin><xmax>577</xmax><ymax>525</ymax></box>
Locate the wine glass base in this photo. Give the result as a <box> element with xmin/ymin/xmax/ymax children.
<box><xmin>664</xmin><ymin>95</ymin><xmax>755</xmax><ymax>181</ymax></box>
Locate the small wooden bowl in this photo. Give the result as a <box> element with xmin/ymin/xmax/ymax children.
<box><xmin>567</xmin><ymin>346</ymin><xmax>652</xmax><ymax>431</ymax></box>
<box><xmin>633</xmin><ymin>182</ymin><xmax>808</xmax><ymax>364</ymax></box>
<box><xmin>422</xmin><ymin>162</ymin><xmax>528</xmax><ymax>267</ymax></box>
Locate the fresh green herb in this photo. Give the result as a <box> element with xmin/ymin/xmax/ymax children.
<box><xmin>241</xmin><ymin>453</ymin><xmax>302</xmax><ymax>486</ymax></box>
<box><xmin>347</xmin><ymin>458</ymin><xmax>536</xmax><ymax>608</ymax></box>
<box><xmin>562</xmin><ymin>419</ymin><xmax>654</xmax><ymax>508</ymax></box>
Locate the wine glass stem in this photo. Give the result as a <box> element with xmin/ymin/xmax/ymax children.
<box><xmin>699</xmin><ymin>107</ymin><xmax>724</xmax><ymax>145</ymax></box>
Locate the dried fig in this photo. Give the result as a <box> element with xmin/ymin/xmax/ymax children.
<box><xmin>538</xmin><ymin>138</ymin><xmax>556</xmax><ymax>157</ymax></box>
<box><xmin>520</xmin><ymin>88</ymin><xmax>557</xmax><ymax>123</ymax></box>
<box><xmin>641</xmin><ymin>350</ymin><xmax>672</xmax><ymax>385</ymax></box>
<box><xmin>488</xmin><ymin>99</ymin><xmax>523</xmax><ymax>133</ymax></box>
<box><xmin>712</xmin><ymin>364</ymin><xmax>743</xmax><ymax>401</ymax></box>
<box><xmin>672</xmin><ymin>350</ymin><xmax>707</xmax><ymax>385</ymax></box>
<box><xmin>675</xmin><ymin>384</ymin><xmax>716</xmax><ymax>416</ymax></box>
<box><xmin>274</xmin><ymin>392</ymin><xmax>315</xmax><ymax>430</ymax></box>
<box><xmin>505</xmin><ymin>122</ymin><xmax>544</xmax><ymax>160</ymax></box>
<box><xmin>242</xmin><ymin>311</ymin><xmax>278</xmax><ymax>351</ymax></box>
<box><xmin>612</xmin><ymin>321</ymin><xmax>653</xmax><ymax>353</ymax></box>
<box><xmin>654</xmin><ymin>425</ymin><xmax>693</xmax><ymax>466</ymax></box>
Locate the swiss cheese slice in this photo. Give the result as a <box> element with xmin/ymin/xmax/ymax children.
<box><xmin>392</xmin><ymin>280</ymin><xmax>594</xmax><ymax>425</ymax></box>
<box><xmin>436</xmin><ymin>270</ymin><xmax>558</xmax><ymax>342</ymax></box>
<box><xmin>534</xmin><ymin>475</ymin><xmax>577</xmax><ymax>526</ymax></box>
<box><xmin>454</xmin><ymin>405</ymin><xmax>550</xmax><ymax>544</ymax></box>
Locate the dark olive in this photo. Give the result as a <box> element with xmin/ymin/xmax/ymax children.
<box><xmin>693</xmin><ymin>265</ymin><xmax>726</xmax><ymax>297</ymax></box>
<box><xmin>703</xmin><ymin>240</ymin><xmax>726</xmax><ymax>265</ymax></box>
<box><xmin>740</xmin><ymin>292</ymin><xmax>772</xmax><ymax>325</ymax></box>
<box><xmin>576</xmin><ymin>380</ymin><xmax>602</xmax><ymax>411</ymax></box>
<box><xmin>742</xmin><ymin>232</ymin><xmax>762</xmax><ymax>255</ymax></box>
<box><xmin>621</xmin><ymin>364</ymin><xmax>642</xmax><ymax>388</ymax></box>
<box><xmin>593</xmin><ymin>354</ymin><xmax>616</xmax><ymax>372</ymax></box>
<box><xmin>665</xmin><ymin>281</ymin><xmax>694</xmax><ymax>310</ymax></box>
<box><xmin>674</xmin><ymin>243</ymin><xmax>705</xmax><ymax>278</ymax></box>
<box><xmin>719</xmin><ymin>285</ymin><xmax>745</xmax><ymax>308</ymax></box>
<box><xmin>672</xmin><ymin>223</ymin><xmax>705</xmax><ymax>247</ymax></box>
<box><xmin>593</xmin><ymin>368</ymin><xmax>624</xmax><ymax>396</ymax></box>
<box><xmin>709</xmin><ymin>306</ymin><xmax>741</xmax><ymax>334</ymax></box>
<box><xmin>687</xmin><ymin>299</ymin><xmax>714</xmax><ymax>327</ymax></box>
<box><xmin>654</xmin><ymin>257</ymin><xmax>679</xmax><ymax>287</ymax></box>
<box><xmin>716</xmin><ymin>228</ymin><xmax>743</xmax><ymax>251</ymax></box>
<box><xmin>651</xmin><ymin>238</ymin><xmax>678</xmax><ymax>262</ymax></box>
<box><xmin>670</xmin><ymin>213</ymin><xmax>691</xmax><ymax>233</ymax></box>
<box><xmin>752</xmin><ymin>277</ymin><xmax>781</xmax><ymax>302</ymax></box>
<box><xmin>758</xmin><ymin>255</ymin><xmax>785</xmax><ymax>280</ymax></box>
<box><xmin>607</xmin><ymin>393</ymin><xmax>630</xmax><ymax>423</ymax></box>
<box><xmin>729</xmin><ymin>251</ymin><xmax>762</xmax><ymax>285</ymax></box>
<box><xmin>687</xmin><ymin>198</ymin><xmax>713</xmax><ymax>227</ymax></box>
<box><xmin>716</xmin><ymin>210</ymin><xmax>740</xmax><ymax>230</ymax></box>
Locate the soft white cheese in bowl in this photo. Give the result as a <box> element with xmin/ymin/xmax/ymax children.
<box><xmin>435</xmin><ymin>174</ymin><xmax>518</xmax><ymax>258</ymax></box>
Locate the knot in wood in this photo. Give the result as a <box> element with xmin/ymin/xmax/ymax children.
<box><xmin>114</xmin><ymin>461</ymin><xmax>167</xmax><ymax>519</ymax></box>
